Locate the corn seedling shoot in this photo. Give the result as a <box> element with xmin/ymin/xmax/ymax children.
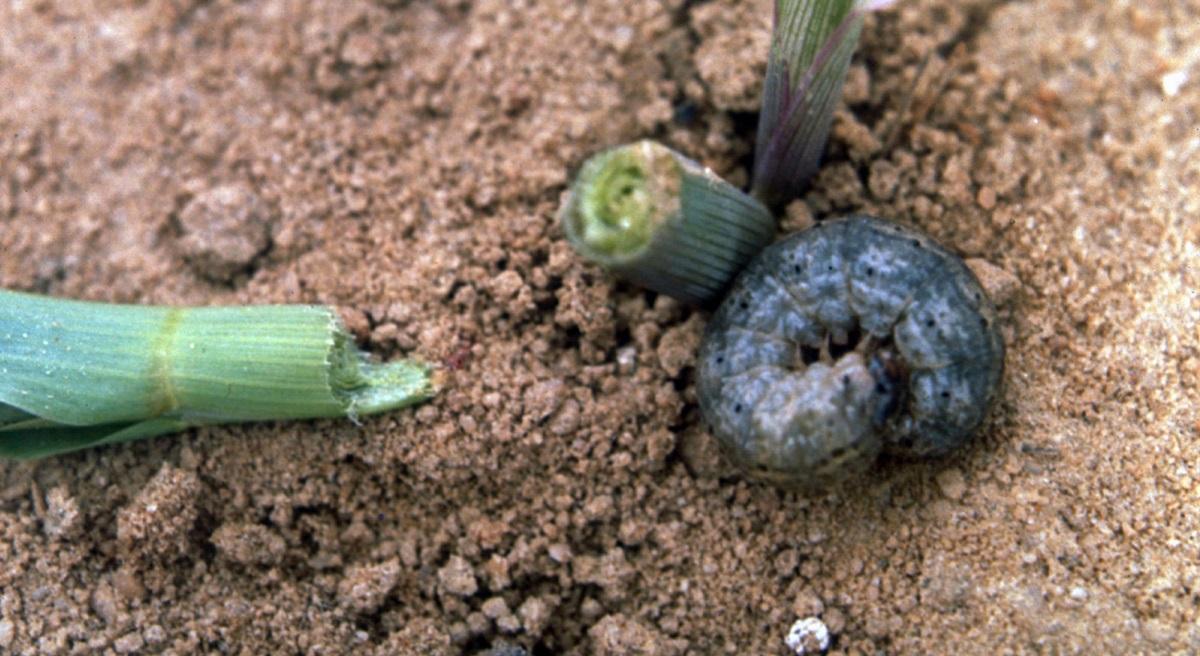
<box><xmin>0</xmin><ymin>290</ymin><xmax>436</xmax><ymax>459</ymax></box>
<box><xmin>560</xmin><ymin>140</ymin><xmax>775</xmax><ymax>306</ymax></box>
<box><xmin>561</xmin><ymin>0</ymin><xmax>895</xmax><ymax>305</ymax></box>
<box><xmin>753</xmin><ymin>0</ymin><xmax>896</xmax><ymax>206</ymax></box>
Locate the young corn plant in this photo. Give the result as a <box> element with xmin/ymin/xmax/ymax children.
<box><xmin>0</xmin><ymin>289</ymin><xmax>436</xmax><ymax>459</ymax></box>
<box><xmin>561</xmin><ymin>0</ymin><xmax>895</xmax><ymax>305</ymax></box>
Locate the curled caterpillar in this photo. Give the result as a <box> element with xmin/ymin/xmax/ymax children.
<box><xmin>696</xmin><ymin>215</ymin><xmax>1004</xmax><ymax>488</ymax></box>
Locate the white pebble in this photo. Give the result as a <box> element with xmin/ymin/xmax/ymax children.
<box><xmin>616</xmin><ymin>346</ymin><xmax>638</xmax><ymax>374</ymax></box>
<box><xmin>785</xmin><ymin>617</ymin><xmax>831</xmax><ymax>655</ymax></box>
<box><xmin>1162</xmin><ymin>70</ymin><xmax>1187</xmax><ymax>97</ymax></box>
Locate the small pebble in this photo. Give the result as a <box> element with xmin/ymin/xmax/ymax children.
<box><xmin>0</xmin><ymin>620</ymin><xmax>14</xmax><ymax>648</ymax></box>
<box><xmin>481</xmin><ymin>596</ymin><xmax>511</xmax><ymax>620</ymax></box>
<box><xmin>935</xmin><ymin>467</ymin><xmax>968</xmax><ymax>501</ymax></box>
<box><xmin>616</xmin><ymin>346</ymin><xmax>637</xmax><ymax>374</ymax></box>
<box><xmin>113</xmin><ymin>631</ymin><xmax>144</xmax><ymax>654</ymax></box>
<box><xmin>785</xmin><ymin>617</ymin><xmax>831</xmax><ymax>655</ymax></box>
<box><xmin>337</xmin><ymin>559</ymin><xmax>401</xmax><ymax>613</ymax></box>
<box><xmin>518</xmin><ymin>596</ymin><xmax>551</xmax><ymax>635</ymax></box>
<box><xmin>178</xmin><ymin>183</ymin><xmax>272</xmax><ymax>281</ymax></box>
<box><xmin>783</xmin><ymin>200</ymin><xmax>816</xmax><ymax>232</ymax></box>
<box><xmin>143</xmin><ymin>625</ymin><xmax>165</xmax><ymax>645</ymax></box>
<box><xmin>42</xmin><ymin>486</ymin><xmax>80</xmax><ymax>539</ymax></box>
<box><xmin>965</xmin><ymin>258</ymin><xmax>1020</xmax><ymax>306</ymax></box>
<box><xmin>438</xmin><ymin>555</ymin><xmax>478</xmax><ymax>597</ymax></box>
<box><xmin>211</xmin><ymin>522</ymin><xmax>286</xmax><ymax>566</ymax></box>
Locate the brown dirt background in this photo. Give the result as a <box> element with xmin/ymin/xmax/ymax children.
<box><xmin>1</xmin><ymin>0</ymin><xmax>1198</xmax><ymax>653</ymax></box>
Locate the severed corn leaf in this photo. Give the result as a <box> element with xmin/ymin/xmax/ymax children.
<box><xmin>560</xmin><ymin>140</ymin><xmax>775</xmax><ymax>306</ymax></box>
<box><xmin>0</xmin><ymin>289</ymin><xmax>436</xmax><ymax>459</ymax></box>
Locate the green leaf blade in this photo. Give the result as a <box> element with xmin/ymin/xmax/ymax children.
<box><xmin>0</xmin><ymin>291</ymin><xmax>172</xmax><ymax>425</ymax></box>
<box><xmin>0</xmin><ymin>290</ymin><xmax>437</xmax><ymax>459</ymax></box>
<box><xmin>168</xmin><ymin>305</ymin><xmax>349</xmax><ymax>422</ymax></box>
<box><xmin>0</xmin><ymin>418</ymin><xmax>192</xmax><ymax>461</ymax></box>
<box><xmin>753</xmin><ymin>0</ymin><xmax>896</xmax><ymax>208</ymax></box>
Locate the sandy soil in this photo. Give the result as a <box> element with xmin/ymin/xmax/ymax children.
<box><xmin>1</xmin><ymin>0</ymin><xmax>1198</xmax><ymax>653</ymax></box>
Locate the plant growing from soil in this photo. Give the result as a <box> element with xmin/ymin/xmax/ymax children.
<box><xmin>0</xmin><ymin>289</ymin><xmax>436</xmax><ymax>459</ymax></box>
<box><xmin>561</xmin><ymin>0</ymin><xmax>895</xmax><ymax>305</ymax></box>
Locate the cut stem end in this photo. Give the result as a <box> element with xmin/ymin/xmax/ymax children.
<box><xmin>564</xmin><ymin>141</ymin><xmax>681</xmax><ymax>263</ymax></box>
<box><xmin>562</xmin><ymin>141</ymin><xmax>776</xmax><ymax>306</ymax></box>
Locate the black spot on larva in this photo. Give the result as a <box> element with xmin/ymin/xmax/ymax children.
<box><xmin>696</xmin><ymin>214</ymin><xmax>1005</xmax><ymax>490</ymax></box>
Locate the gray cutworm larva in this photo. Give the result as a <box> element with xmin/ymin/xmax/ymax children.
<box><xmin>697</xmin><ymin>215</ymin><xmax>1004</xmax><ymax>488</ymax></box>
